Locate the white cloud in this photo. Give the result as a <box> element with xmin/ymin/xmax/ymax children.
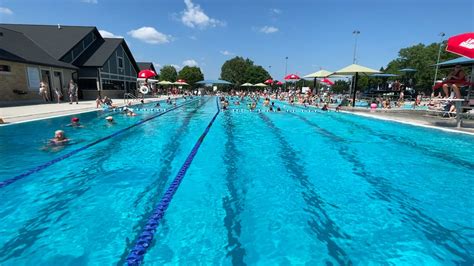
<box><xmin>81</xmin><ymin>0</ymin><xmax>98</xmax><ymax>4</ymax></box>
<box><xmin>181</xmin><ymin>0</ymin><xmax>224</xmax><ymax>29</ymax></box>
<box><xmin>153</xmin><ymin>63</ymin><xmax>162</xmax><ymax>69</ymax></box>
<box><xmin>183</xmin><ymin>59</ymin><xmax>198</xmax><ymax>67</ymax></box>
<box><xmin>259</xmin><ymin>26</ymin><xmax>279</xmax><ymax>34</ymax></box>
<box><xmin>127</xmin><ymin>27</ymin><xmax>171</xmax><ymax>44</ymax></box>
<box><xmin>171</xmin><ymin>64</ymin><xmax>181</xmax><ymax>70</ymax></box>
<box><xmin>0</xmin><ymin>7</ymin><xmax>13</xmax><ymax>15</ymax></box>
<box><xmin>220</xmin><ymin>50</ymin><xmax>234</xmax><ymax>56</ymax></box>
<box><xmin>99</xmin><ymin>30</ymin><xmax>123</xmax><ymax>38</ymax></box>
<box><xmin>271</xmin><ymin>8</ymin><xmax>281</xmax><ymax>14</ymax></box>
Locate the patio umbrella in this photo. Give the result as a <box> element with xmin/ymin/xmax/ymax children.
<box><xmin>138</xmin><ymin>70</ymin><xmax>157</xmax><ymax>79</ymax></box>
<box><xmin>284</xmin><ymin>74</ymin><xmax>300</xmax><ymax>80</ymax></box>
<box><xmin>264</xmin><ymin>79</ymin><xmax>274</xmax><ymax>84</ymax></box>
<box><xmin>332</xmin><ymin>64</ymin><xmax>380</xmax><ymax>107</ymax></box>
<box><xmin>446</xmin><ymin>32</ymin><xmax>474</xmax><ymax>59</ymax></box>
<box><xmin>303</xmin><ymin>69</ymin><xmax>333</xmax><ymax>78</ymax></box>
<box><xmin>254</xmin><ymin>83</ymin><xmax>268</xmax><ymax>87</ymax></box>
<box><xmin>241</xmin><ymin>83</ymin><xmax>254</xmax><ymax>86</ymax></box>
<box><xmin>320</xmin><ymin>78</ymin><xmax>334</xmax><ymax>86</ymax></box>
<box><xmin>173</xmin><ymin>81</ymin><xmax>189</xmax><ymax>86</ymax></box>
<box><xmin>276</xmin><ymin>81</ymin><xmax>283</xmax><ymax>85</ymax></box>
<box><xmin>157</xmin><ymin>81</ymin><xmax>172</xmax><ymax>85</ymax></box>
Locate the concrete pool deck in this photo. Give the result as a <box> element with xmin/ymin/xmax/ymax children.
<box><xmin>342</xmin><ymin>108</ymin><xmax>474</xmax><ymax>135</ymax></box>
<box><xmin>0</xmin><ymin>96</ymin><xmax>179</xmax><ymax>125</ymax></box>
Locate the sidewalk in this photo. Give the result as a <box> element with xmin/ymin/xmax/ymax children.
<box><xmin>0</xmin><ymin>96</ymin><xmax>174</xmax><ymax>125</ymax></box>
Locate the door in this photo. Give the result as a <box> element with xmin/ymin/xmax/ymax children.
<box><xmin>41</xmin><ymin>70</ymin><xmax>53</xmax><ymax>101</ymax></box>
<box><xmin>52</xmin><ymin>71</ymin><xmax>63</xmax><ymax>99</ymax></box>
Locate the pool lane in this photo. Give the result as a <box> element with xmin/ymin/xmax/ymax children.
<box><xmin>0</xmin><ymin>98</ymin><xmax>217</xmax><ymax>265</ymax></box>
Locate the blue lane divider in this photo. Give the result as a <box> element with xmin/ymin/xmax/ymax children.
<box><xmin>126</xmin><ymin>97</ymin><xmax>220</xmax><ymax>266</ymax></box>
<box><xmin>0</xmin><ymin>99</ymin><xmax>201</xmax><ymax>189</ymax></box>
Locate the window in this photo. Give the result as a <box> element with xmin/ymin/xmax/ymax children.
<box><xmin>78</xmin><ymin>78</ymin><xmax>98</xmax><ymax>90</ymax></box>
<box><xmin>118</xmin><ymin>57</ymin><xmax>124</xmax><ymax>69</ymax></box>
<box><xmin>0</xmin><ymin>65</ymin><xmax>11</xmax><ymax>72</ymax></box>
<box><xmin>26</xmin><ymin>67</ymin><xmax>41</xmax><ymax>90</ymax></box>
<box><xmin>102</xmin><ymin>80</ymin><xmax>125</xmax><ymax>90</ymax></box>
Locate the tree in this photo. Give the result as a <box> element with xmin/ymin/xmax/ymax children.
<box><xmin>178</xmin><ymin>66</ymin><xmax>204</xmax><ymax>86</ymax></box>
<box><xmin>245</xmin><ymin>65</ymin><xmax>271</xmax><ymax>84</ymax></box>
<box><xmin>384</xmin><ymin>42</ymin><xmax>459</xmax><ymax>93</ymax></box>
<box><xmin>159</xmin><ymin>65</ymin><xmax>178</xmax><ymax>82</ymax></box>
<box><xmin>331</xmin><ymin>80</ymin><xmax>350</xmax><ymax>94</ymax></box>
<box><xmin>220</xmin><ymin>56</ymin><xmax>270</xmax><ymax>86</ymax></box>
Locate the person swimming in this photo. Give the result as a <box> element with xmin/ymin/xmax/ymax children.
<box><xmin>67</xmin><ymin>117</ymin><xmax>83</xmax><ymax>127</ymax></box>
<box><xmin>50</xmin><ymin>130</ymin><xmax>70</xmax><ymax>145</ymax></box>
<box><xmin>155</xmin><ymin>102</ymin><xmax>161</xmax><ymax>107</ymax></box>
<box><xmin>105</xmin><ymin>116</ymin><xmax>114</xmax><ymax>123</ymax></box>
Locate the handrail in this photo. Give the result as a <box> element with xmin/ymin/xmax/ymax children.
<box><xmin>126</xmin><ymin>97</ymin><xmax>220</xmax><ymax>265</ymax></box>
<box><xmin>124</xmin><ymin>93</ymin><xmax>139</xmax><ymax>104</ymax></box>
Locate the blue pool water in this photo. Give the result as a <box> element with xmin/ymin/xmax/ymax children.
<box><xmin>0</xmin><ymin>96</ymin><xmax>473</xmax><ymax>265</ymax></box>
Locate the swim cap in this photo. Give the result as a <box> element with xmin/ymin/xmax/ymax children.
<box><xmin>106</xmin><ymin>116</ymin><xmax>113</xmax><ymax>121</ymax></box>
<box><xmin>72</xmin><ymin>117</ymin><xmax>79</xmax><ymax>122</ymax></box>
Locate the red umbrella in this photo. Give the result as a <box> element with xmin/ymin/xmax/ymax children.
<box><xmin>276</xmin><ymin>81</ymin><xmax>283</xmax><ymax>85</ymax></box>
<box><xmin>264</xmin><ymin>79</ymin><xmax>274</xmax><ymax>84</ymax></box>
<box><xmin>446</xmin><ymin>32</ymin><xmax>474</xmax><ymax>58</ymax></box>
<box><xmin>176</xmin><ymin>79</ymin><xmax>186</xmax><ymax>83</ymax></box>
<box><xmin>284</xmin><ymin>74</ymin><xmax>300</xmax><ymax>80</ymax></box>
<box><xmin>138</xmin><ymin>69</ymin><xmax>157</xmax><ymax>79</ymax></box>
<box><xmin>320</xmin><ymin>78</ymin><xmax>334</xmax><ymax>86</ymax></box>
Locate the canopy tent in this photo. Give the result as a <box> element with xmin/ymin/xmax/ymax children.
<box><xmin>332</xmin><ymin>64</ymin><xmax>380</xmax><ymax>107</ymax></box>
<box><xmin>196</xmin><ymin>79</ymin><xmax>233</xmax><ymax>85</ymax></box>
<box><xmin>370</xmin><ymin>73</ymin><xmax>398</xmax><ymax>77</ymax></box>
<box><xmin>434</xmin><ymin>57</ymin><xmax>474</xmax><ymax>68</ymax></box>
<box><xmin>398</xmin><ymin>68</ymin><xmax>417</xmax><ymax>72</ymax></box>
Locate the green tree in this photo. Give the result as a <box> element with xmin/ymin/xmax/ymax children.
<box><xmin>159</xmin><ymin>65</ymin><xmax>178</xmax><ymax>82</ymax></box>
<box><xmin>245</xmin><ymin>65</ymin><xmax>271</xmax><ymax>84</ymax></box>
<box><xmin>384</xmin><ymin>42</ymin><xmax>459</xmax><ymax>93</ymax></box>
<box><xmin>331</xmin><ymin>80</ymin><xmax>350</xmax><ymax>94</ymax></box>
<box><xmin>178</xmin><ymin>66</ymin><xmax>204</xmax><ymax>86</ymax></box>
<box><xmin>220</xmin><ymin>56</ymin><xmax>270</xmax><ymax>86</ymax></box>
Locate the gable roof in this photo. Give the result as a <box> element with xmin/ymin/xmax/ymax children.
<box><xmin>137</xmin><ymin>62</ymin><xmax>156</xmax><ymax>72</ymax></box>
<box><xmin>0</xmin><ymin>23</ymin><xmax>95</xmax><ymax>60</ymax></box>
<box><xmin>0</xmin><ymin>27</ymin><xmax>77</xmax><ymax>69</ymax></box>
<box><xmin>77</xmin><ymin>38</ymin><xmax>139</xmax><ymax>72</ymax></box>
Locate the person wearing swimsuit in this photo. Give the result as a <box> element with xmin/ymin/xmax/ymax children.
<box><xmin>442</xmin><ymin>65</ymin><xmax>465</xmax><ymax>99</ymax></box>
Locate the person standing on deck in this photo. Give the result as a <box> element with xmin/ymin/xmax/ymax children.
<box><xmin>68</xmin><ymin>80</ymin><xmax>79</xmax><ymax>104</ymax></box>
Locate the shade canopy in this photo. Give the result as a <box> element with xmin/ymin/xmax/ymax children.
<box><xmin>276</xmin><ymin>81</ymin><xmax>284</xmax><ymax>85</ymax></box>
<box><xmin>196</xmin><ymin>79</ymin><xmax>232</xmax><ymax>85</ymax></box>
<box><xmin>398</xmin><ymin>68</ymin><xmax>417</xmax><ymax>72</ymax></box>
<box><xmin>446</xmin><ymin>32</ymin><xmax>474</xmax><ymax>59</ymax></box>
<box><xmin>254</xmin><ymin>83</ymin><xmax>268</xmax><ymax>87</ymax></box>
<box><xmin>435</xmin><ymin>57</ymin><xmax>474</xmax><ymax>68</ymax></box>
<box><xmin>241</xmin><ymin>83</ymin><xmax>253</xmax><ymax>86</ymax></box>
<box><xmin>332</xmin><ymin>64</ymin><xmax>380</xmax><ymax>75</ymax></box>
<box><xmin>303</xmin><ymin>69</ymin><xmax>333</xmax><ymax>78</ymax></box>
<box><xmin>320</xmin><ymin>78</ymin><xmax>334</xmax><ymax>85</ymax></box>
<box><xmin>157</xmin><ymin>81</ymin><xmax>172</xmax><ymax>85</ymax></box>
<box><xmin>370</xmin><ymin>73</ymin><xmax>399</xmax><ymax>77</ymax></box>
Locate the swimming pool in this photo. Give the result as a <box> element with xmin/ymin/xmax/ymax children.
<box><xmin>0</xmin><ymin>96</ymin><xmax>473</xmax><ymax>265</ymax></box>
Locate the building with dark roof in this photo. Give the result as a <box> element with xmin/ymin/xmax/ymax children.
<box><xmin>0</xmin><ymin>23</ymin><xmax>140</xmax><ymax>103</ymax></box>
<box><xmin>137</xmin><ymin>62</ymin><xmax>157</xmax><ymax>73</ymax></box>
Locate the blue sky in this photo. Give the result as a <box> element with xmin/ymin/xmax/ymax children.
<box><xmin>1</xmin><ymin>0</ymin><xmax>473</xmax><ymax>80</ymax></box>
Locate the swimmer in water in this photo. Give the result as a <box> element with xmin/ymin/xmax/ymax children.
<box><xmin>50</xmin><ymin>130</ymin><xmax>70</xmax><ymax>145</ymax></box>
<box><xmin>105</xmin><ymin>116</ymin><xmax>115</xmax><ymax>124</ymax></box>
<box><xmin>67</xmin><ymin>117</ymin><xmax>83</xmax><ymax>127</ymax></box>
<box><xmin>155</xmin><ymin>102</ymin><xmax>161</xmax><ymax>107</ymax></box>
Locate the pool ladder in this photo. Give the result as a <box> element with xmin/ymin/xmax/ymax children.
<box><xmin>124</xmin><ymin>93</ymin><xmax>140</xmax><ymax>104</ymax></box>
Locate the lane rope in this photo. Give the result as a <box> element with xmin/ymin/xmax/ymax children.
<box><xmin>126</xmin><ymin>97</ymin><xmax>220</xmax><ymax>266</ymax></box>
<box><xmin>0</xmin><ymin>99</ymin><xmax>201</xmax><ymax>189</ymax></box>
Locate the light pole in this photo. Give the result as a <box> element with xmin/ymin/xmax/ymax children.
<box><xmin>352</xmin><ymin>30</ymin><xmax>360</xmax><ymax>64</ymax></box>
<box><xmin>433</xmin><ymin>32</ymin><xmax>446</xmax><ymax>86</ymax></box>
<box><xmin>284</xmin><ymin>57</ymin><xmax>288</xmax><ymax>91</ymax></box>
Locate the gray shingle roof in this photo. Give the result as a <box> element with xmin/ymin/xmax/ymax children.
<box><xmin>0</xmin><ymin>27</ymin><xmax>77</xmax><ymax>69</ymax></box>
<box><xmin>80</xmin><ymin>38</ymin><xmax>122</xmax><ymax>67</ymax></box>
<box><xmin>0</xmin><ymin>23</ymin><xmax>94</xmax><ymax>60</ymax></box>
<box><xmin>137</xmin><ymin>62</ymin><xmax>156</xmax><ymax>72</ymax></box>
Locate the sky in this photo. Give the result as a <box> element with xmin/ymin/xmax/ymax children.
<box><xmin>1</xmin><ymin>0</ymin><xmax>473</xmax><ymax>80</ymax></box>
